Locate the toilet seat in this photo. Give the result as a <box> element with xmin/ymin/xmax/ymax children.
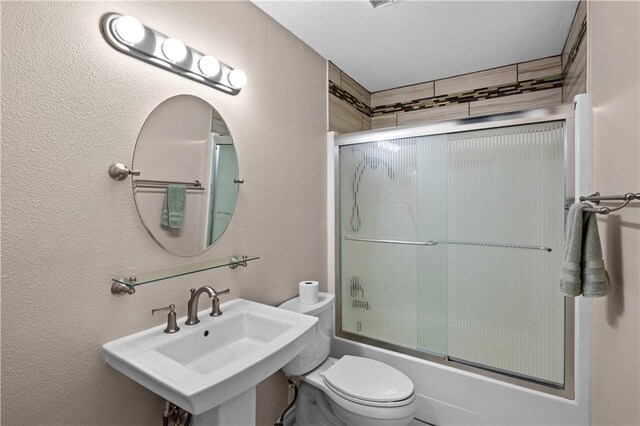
<box><xmin>324</xmin><ymin>380</ymin><xmax>415</xmax><ymax>408</ymax></box>
<box><xmin>321</xmin><ymin>355</ymin><xmax>415</xmax><ymax>408</ymax></box>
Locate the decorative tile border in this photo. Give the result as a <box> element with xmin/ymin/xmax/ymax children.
<box><xmin>562</xmin><ymin>15</ymin><xmax>587</xmax><ymax>77</ymax></box>
<box><xmin>373</xmin><ymin>75</ymin><xmax>562</xmax><ymax>115</ymax></box>
<box><xmin>331</xmin><ymin>74</ymin><xmax>562</xmax><ymax>118</ymax></box>
<box><xmin>329</xmin><ymin>82</ymin><xmax>372</xmax><ymax>116</ymax></box>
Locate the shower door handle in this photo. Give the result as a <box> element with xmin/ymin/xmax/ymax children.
<box><xmin>344</xmin><ymin>236</ymin><xmax>438</xmax><ymax>246</ymax></box>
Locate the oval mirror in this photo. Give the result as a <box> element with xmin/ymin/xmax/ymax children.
<box><xmin>132</xmin><ymin>95</ymin><xmax>239</xmax><ymax>256</ymax></box>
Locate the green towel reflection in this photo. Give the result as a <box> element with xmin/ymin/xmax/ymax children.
<box><xmin>161</xmin><ymin>184</ymin><xmax>186</xmax><ymax>229</ymax></box>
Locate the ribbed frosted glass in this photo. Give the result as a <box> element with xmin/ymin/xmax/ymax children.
<box><xmin>446</xmin><ymin>122</ymin><xmax>565</xmax><ymax>384</ymax></box>
<box><xmin>338</xmin><ymin>121</ymin><xmax>566</xmax><ymax>385</ymax></box>
<box><xmin>415</xmin><ymin>134</ymin><xmax>449</xmax><ymax>355</ymax></box>
<box><xmin>340</xmin><ymin>139</ymin><xmax>423</xmax><ymax>349</ymax></box>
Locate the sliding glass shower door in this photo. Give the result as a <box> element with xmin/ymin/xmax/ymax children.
<box><xmin>338</xmin><ymin>121</ymin><xmax>566</xmax><ymax>387</ymax></box>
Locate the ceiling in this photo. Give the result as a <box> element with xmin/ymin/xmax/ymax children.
<box><xmin>252</xmin><ymin>1</ymin><xmax>578</xmax><ymax>92</ymax></box>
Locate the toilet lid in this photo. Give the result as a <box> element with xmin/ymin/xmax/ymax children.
<box><xmin>322</xmin><ymin>356</ymin><xmax>414</xmax><ymax>403</ymax></box>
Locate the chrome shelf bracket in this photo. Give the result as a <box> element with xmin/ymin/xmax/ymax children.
<box><xmin>109</xmin><ymin>163</ymin><xmax>141</xmax><ymax>180</ymax></box>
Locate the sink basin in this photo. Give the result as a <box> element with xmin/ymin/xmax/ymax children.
<box><xmin>103</xmin><ymin>298</ymin><xmax>318</xmax><ymax>421</ymax></box>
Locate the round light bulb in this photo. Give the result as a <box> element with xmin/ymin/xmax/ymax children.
<box><xmin>114</xmin><ymin>16</ymin><xmax>145</xmax><ymax>45</ymax></box>
<box><xmin>162</xmin><ymin>38</ymin><xmax>187</xmax><ymax>63</ymax></box>
<box><xmin>227</xmin><ymin>69</ymin><xmax>247</xmax><ymax>89</ymax></box>
<box><xmin>198</xmin><ymin>56</ymin><xmax>221</xmax><ymax>77</ymax></box>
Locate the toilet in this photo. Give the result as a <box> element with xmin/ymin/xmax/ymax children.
<box><xmin>279</xmin><ymin>293</ymin><xmax>417</xmax><ymax>426</ymax></box>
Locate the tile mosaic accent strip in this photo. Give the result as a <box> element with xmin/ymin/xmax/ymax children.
<box><xmin>563</xmin><ymin>63</ymin><xmax>586</xmax><ymax>103</ymax></box>
<box><xmin>561</xmin><ymin>1</ymin><xmax>587</xmax><ymax>102</ymax></box>
<box><xmin>370</xmin><ymin>74</ymin><xmax>562</xmax><ymax>117</ymax></box>
<box><xmin>562</xmin><ymin>1</ymin><xmax>586</xmax><ymax>71</ymax></box>
<box><xmin>469</xmin><ymin>87</ymin><xmax>562</xmax><ymax>117</ymax></box>
<box><xmin>329</xmin><ymin>82</ymin><xmax>372</xmax><ymax>116</ymax></box>
<box><xmin>342</xmin><ymin>73</ymin><xmax>371</xmax><ymax>106</ymax></box>
<box><xmin>329</xmin><ymin>55</ymin><xmax>564</xmax><ymax>129</ymax></box>
<box><xmin>562</xmin><ymin>15</ymin><xmax>587</xmax><ymax>77</ymax></box>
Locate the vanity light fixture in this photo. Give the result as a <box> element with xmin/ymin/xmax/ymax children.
<box><xmin>161</xmin><ymin>38</ymin><xmax>188</xmax><ymax>63</ymax></box>
<box><xmin>228</xmin><ymin>69</ymin><xmax>248</xmax><ymax>89</ymax></box>
<box><xmin>199</xmin><ymin>56</ymin><xmax>221</xmax><ymax>77</ymax></box>
<box><xmin>101</xmin><ymin>13</ymin><xmax>246</xmax><ymax>95</ymax></box>
<box><xmin>369</xmin><ymin>0</ymin><xmax>397</xmax><ymax>8</ymax></box>
<box><xmin>113</xmin><ymin>16</ymin><xmax>145</xmax><ymax>44</ymax></box>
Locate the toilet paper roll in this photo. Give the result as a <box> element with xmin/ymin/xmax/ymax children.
<box><xmin>299</xmin><ymin>281</ymin><xmax>319</xmax><ymax>305</ymax></box>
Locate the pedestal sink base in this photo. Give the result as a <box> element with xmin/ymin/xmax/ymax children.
<box><xmin>191</xmin><ymin>388</ymin><xmax>256</xmax><ymax>426</ymax></box>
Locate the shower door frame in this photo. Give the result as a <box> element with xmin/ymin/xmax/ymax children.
<box><xmin>333</xmin><ymin>104</ymin><xmax>576</xmax><ymax>399</ymax></box>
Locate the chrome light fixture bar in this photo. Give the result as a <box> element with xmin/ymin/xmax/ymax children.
<box><xmin>369</xmin><ymin>0</ymin><xmax>396</xmax><ymax>9</ymax></box>
<box><xmin>101</xmin><ymin>13</ymin><xmax>247</xmax><ymax>95</ymax></box>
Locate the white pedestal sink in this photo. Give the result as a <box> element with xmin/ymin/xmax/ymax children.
<box><xmin>103</xmin><ymin>298</ymin><xmax>318</xmax><ymax>425</ymax></box>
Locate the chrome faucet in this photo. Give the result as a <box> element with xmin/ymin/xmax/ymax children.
<box><xmin>185</xmin><ymin>286</ymin><xmax>231</xmax><ymax>325</ymax></box>
<box><xmin>186</xmin><ymin>286</ymin><xmax>216</xmax><ymax>325</ymax></box>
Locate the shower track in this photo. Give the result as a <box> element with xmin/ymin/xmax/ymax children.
<box><xmin>344</xmin><ymin>235</ymin><xmax>552</xmax><ymax>252</ymax></box>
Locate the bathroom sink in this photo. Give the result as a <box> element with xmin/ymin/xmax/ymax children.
<box><xmin>103</xmin><ymin>298</ymin><xmax>318</xmax><ymax>419</ymax></box>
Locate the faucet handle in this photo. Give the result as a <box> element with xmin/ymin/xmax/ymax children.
<box><xmin>212</xmin><ymin>288</ymin><xmax>230</xmax><ymax>297</ymax></box>
<box><xmin>210</xmin><ymin>289</ymin><xmax>230</xmax><ymax>317</ymax></box>
<box><xmin>151</xmin><ymin>304</ymin><xmax>180</xmax><ymax>334</ymax></box>
<box><xmin>151</xmin><ymin>304</ymin><xmax>175</xmax><ymax>315</ymax></box>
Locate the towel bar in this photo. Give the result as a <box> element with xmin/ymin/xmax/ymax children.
<box><xmin>579</xmin><ymin>191</ymin><xmax>640</xmax><ymax>215</ymax></box>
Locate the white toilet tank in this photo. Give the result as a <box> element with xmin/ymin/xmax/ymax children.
<box><xmin>279</xmin><ymin>292</ymin><xmax>334</xmax><ymax>376</ymax></box>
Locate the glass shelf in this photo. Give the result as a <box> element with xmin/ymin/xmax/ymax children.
<box><xmin>111</xmin><ymin>254</ymin><xmax>259</xmax><ymax>295</ymax></box>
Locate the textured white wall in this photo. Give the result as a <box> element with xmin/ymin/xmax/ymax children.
<box><xmin>588</xmin><ymin>1</ymin><xmax>640</xmax><ymax>425</ymax></box>
<box><xmin>0</xmin><ymin>2</ymin><xmax>327</xmax><ymax>425</ymax></box>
